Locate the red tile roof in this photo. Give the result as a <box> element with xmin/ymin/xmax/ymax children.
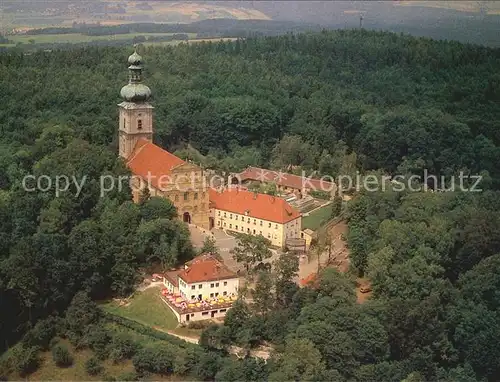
<box><xmin>209</xmin><ymin>188</ymin><xmax>301</xmax><ymax>224</ymax></box>
<box><xmin>238</xmin><ymin>166</ymin><xmax>336</xmax><ymax>192</ymax></box>
<box><xmin>178</xmin><ymin>254</ymin><xmax>237</xmax><ymax>284</ymax></box>
<box><xmin>163</xmin><ymin>269</ymin><xmax>181</xmax><ymax>287</ymax></box>
<box><xmin>127</xmin><ymin>139</ymin><xmax>185</xmax><ymax>189</ymax></box>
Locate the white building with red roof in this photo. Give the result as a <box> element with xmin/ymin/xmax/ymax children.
<box><xmin>161</xmin><ymin>254</ymin><xmax>239</xmax><ymax>323</ymax></box>
<box><xmin>209</xmin><ymin>188</ymin><xmax>302</xmax><ymax>248</ymax></box>
<box><xmin>237</xmin><ymin>166</ymin><xmax>337</xmax><ymax>198</ymax></box>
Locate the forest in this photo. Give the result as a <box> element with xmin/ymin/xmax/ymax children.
<box><xmin>0</xmin><ymin>29</ymin><xmax>500</xmax><ymax>380</ymax></box>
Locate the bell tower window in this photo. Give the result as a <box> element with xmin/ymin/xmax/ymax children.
<box><xmin>137</xmin><ymin>119</ymin><xmax>142</xmax><ymax>130</ymax></box>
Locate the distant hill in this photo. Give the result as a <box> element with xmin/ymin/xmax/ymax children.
<box><xmin>241</xmin><ymin>0</ymin><xmax>500</xmax><ymax>47</ymax></box>
<box><xmin>2</xmin><ymin>1</ymin><xmax>500</xmax><ymax>47</ymax></box>
<box><xmin>0</xmin><ymin>0</ymin><xmax>272</xmax><ymax>29</ymax></box>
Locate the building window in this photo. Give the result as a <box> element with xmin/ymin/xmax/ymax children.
<box><xmin>230</xmin><ymin>214</ymin><xmax>233</xmax><ymax>219</ymax></box>
<box><xmin>247</xmin><ymin>218</ymin><xmax>250</xmax><ymax>223</ymax></box>
<box><xmin>275</xmin><ymin>224</ymin><xmax>278</xmax><ymax>229</ymax></box>
<box><xmin>218</xmin><ymin>221</ymin><xmax>221</xmax><ymax>226</ymax></box>
<box><xmin>253</xmin><ymin>229</ymin><xmax>256</xmax><ymax>234</ymax></box>
<box><xmin>224</xmin><ymin>212</ymin><xmax>227</xmax><ymax>218</ymax></box>
<box><xmin>210</xmin><ymin>293</ymin><xmax>214</xmax><ymax>298</ymax></box>
<box><xmin>268</xmin><ymin>233</ymin><xmax>271</xmax><ymax>238</ymax></box>
<box><xmin>194</xmin><ymin>193</ymin><xmax>198</xmax><ymax>200</ymax></box>
<box><xmin>229</xmin><ymin>224</ymin><xmax>232</xmax><ymax>229</ymax></box>
<box><xmin>268</xmin><ymin>222</ymin><xmax>271</xmax><ymax>228</ymax></box>
<box><xmin>260</xmin><ymin>220</ymin><xmax>263</xmax><ymax>226</ymax></box>
<box><xmin>210</xmin><ymin>283</ymin><xmax>214</xmax><ymax>288</ymax></box>
<box><xmin>202</xmin><ymin>312</ymin><xmax>209</xmax><ymax>316</ymax></box>
<box><xmin>199</xmin><ymin>284</ymin><xmax>202</xmax><ymax>289</ymax></box>
<box><xmin>235</xmin><ymin>215</ymin><xmax>238</xmax><ymax>221</ymax></box>
<box><xmin>219</xmin><ymin>309</ymin><xmax>227</xmax><ymax>313</ymax></box>
<box><xmin>215</xmin><ymin>292</ymin><xmax>219</xmax><ymax>297</ymax></box>
<box><xmin>191</xmin><ymin>285</ymin><xmax>195</xmax><ymax>290</ymax></box>
<box><xmin>247</xmin><ymin>228</ymin><xmax>250</xmax><ymax>233</ymax></box>
<box><xmin>218</xmin><ymin>211</ymin><xmax>221</xmax><ymax>216</ymax></box>
<box><xmin>216</xmin><ymin>282</ymin><xmax>219</xmax><ymax>287</ymax></box>
<box><xmin>235</xmin><ymin>225</ymin><xmax>238</xmax><ymax>230</ymax></box>
<box><xmin>123</xmin><ymin>118</ymin><xmax>126</xmax><ymax>128</ymax></box>
<box><xmin>223</xmin><ymin>281</ymin><xmax>227</xmax><ymax>286</ymax></box>
<box><xmin>191</xmin><ymin>295</ymin><xmax>195</xmax><ymax>299</ymax></box>
<box><xmin>223</xmin><ymin>291</ymin><xmax>227</xmax><ymax>296</ymax></box>
<box><xmin>183</xmin><ymin>192</ymin><xmax>188</xmax><ymax>201</ymax></box>
<box><xmin>137</xmin><ymin>120</ymin><xmax>142</xmax><ymax>130</ymax></box>
<box><xmin>260</xmin><ymin>231</ymin><xmax>262</xmax><ymax>235</ymax></box>
<box><xmin>253</xmin><ymin>219</ymin><xmax>256</xmax><ymax>225</ymax></box>
<box><xmin>224</xmin><ymin>222</ymin><xmax>226</xmax><ymax>227</ymax></box>
<box><xmin>241</xmin><ymin>227</ymin><xmax>243</xmax><ymax>231</ymax></box>
<box><xmin>175</xmin><ymin>195</ymin><xmax>179</xmax><ymax>202</ymax></box>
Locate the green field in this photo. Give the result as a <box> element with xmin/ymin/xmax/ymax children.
<box><xmin>101</xmin><ymin>286</ymin><xmax>178</xmax><ymax>332</ymax></box>
<box><xmin>144</xmin><ymin>37</ymin><xmax>238</xmax><ymax>47</ymax></box>
<box><xmin>5</xmin><ymin>32</ymin><xmax>197</xmax><ymax>45</ymax></box>
<box><xmin>302</xmin><ymin>203</ymin><xmax>333</xmax><ymax>231</ymax></box>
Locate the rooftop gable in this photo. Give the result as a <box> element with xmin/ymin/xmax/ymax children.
<box><xmin>238</xmin><ymin>166</ymin><xmax>336</xmax><ymax>192</ymax></box>
<box><xmin>178</xmin><ymin>254</ymin><xmax>237</xmax><ymax>284</ymax></box>
<box><xmin>209</xmin><ymin>188</ymin><xmax>301</xmax><ymax>224</ymax></box>
<box><xmin>127</xmin><ymin>139</ymin><xmax>186</xmax><ymax>189</ymax></box>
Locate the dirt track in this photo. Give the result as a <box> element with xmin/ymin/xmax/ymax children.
<box><xmin>166</xmin><ymin>330</ymin><xmax>271</xmax><ymax>360</ymax></box>
<box><xmin>297</xmin><ymin>220</ymin><xmax>350</xmax><ymax>281</ymax></box>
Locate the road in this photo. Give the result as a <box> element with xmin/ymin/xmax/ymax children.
<box><xmin>297</xmin><ymin>220</ymin><xmax>350</xmax><ymax>282</ymax></box>
<box><xmin>166</xmin><ymin>330</ymin><xmax>271</xmax><ymax>360</ymax></box>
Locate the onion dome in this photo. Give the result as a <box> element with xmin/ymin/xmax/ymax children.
<box><xmin>128</xmin><ymin>51</ymin><xmax>143</xmax><ymax>66</ymax></box>
<box><xmin>120</xmin><ymin>83</ymin><xmax>152</xmax><ymax>103</ymax></box>
<box><xmin>120</xmin><ymin>48</ymin><xmax>152</xmax><ymax>103</ymax></box>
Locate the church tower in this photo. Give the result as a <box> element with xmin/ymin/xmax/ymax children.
<box><xmin>118</xmin><ymin>49</ymin><xmax>154</xmax><ymax>159</ymax></box>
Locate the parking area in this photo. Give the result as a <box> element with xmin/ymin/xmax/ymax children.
<box><xmin>189</xmin><ymin>226</ymin><xmax>241</xmax><ymax>272</ymax></box>
<box><xmin>189</xmin><ymin>226</ymin><xmax>280</xmax><ymax>273</ymax></box>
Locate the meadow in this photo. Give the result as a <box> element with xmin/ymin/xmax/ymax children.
<box><xmin>0</xmin><ymin>33</ymin><xmax>235</xmax><ymax>49</ymax></box>
<box><xmin>100</xmin><ymin>287</ymin><xmax>178</xmax><ymax>332</ymax></box>
<box><xmin>6</xmin><ymin>32</ymin><xmax>197</xmax><ymax>45</ymax></box>
<box><xmin>302</xmin><ymin>204</ymin><xmax>334</xmax><ymax>231</ymax></box>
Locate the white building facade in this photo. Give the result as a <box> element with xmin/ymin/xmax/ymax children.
<box><xmin>209</xmin><ymin>188</ymin><xmax>302</xmax><ymax>248</ymax></box>
<box><xmin>161</xmin><ymin>254</ymin><xmax>240</xmax><ymax>323</ymax></box>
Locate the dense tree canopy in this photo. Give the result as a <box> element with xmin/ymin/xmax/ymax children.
<box><xmin>1</xmin><ymin>29</ymin><xmax>500</xmax><ymax>380</ymax></box>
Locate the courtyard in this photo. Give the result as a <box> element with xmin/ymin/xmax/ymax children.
<box><xmin>189</xmin><ymin>225</ymin><xmax>281</xmax><ymax>273</ymax></box>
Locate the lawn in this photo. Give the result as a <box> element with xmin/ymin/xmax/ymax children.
<box><xmin>302</xmin><ymin>203</ymin><xmax>333</xmax><ymax>231</ymax></box>
<box><xmin>100</xmin><ymin>286</ymin><xmax>178</xmax><ymax>331</ymax></box>
<box><xmin>9</xmin><ymin>32</ymin><xmax>197</xmax><ymax>45</ymax></box>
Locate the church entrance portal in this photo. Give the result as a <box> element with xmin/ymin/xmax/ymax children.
<box><xmin>209</xmin><ymin>217</ymin><xmax>215</xmax><ymax>230</ymax></box>
<box><xmin>183</xmin><ymin>212</ymin><xmax>191</xmax><ymax>224</ymax></box>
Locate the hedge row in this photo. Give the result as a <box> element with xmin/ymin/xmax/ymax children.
<box><xmin>101</xmin><ymin>312</ymin><xmax>192</xmax><ymax>349</ymax></box>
